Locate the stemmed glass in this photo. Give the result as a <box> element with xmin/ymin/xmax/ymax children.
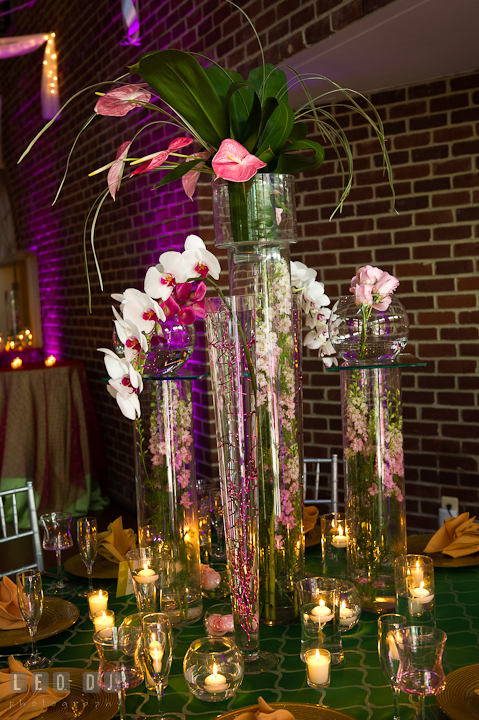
<box><xmin>40</xmin><ymin>511</ymin><xmax>73</xmax><ymax>592</ymax></box>
<box><xmin>77</xmin><ymin>516</ymin><xmax>98</xmax><ymax>596</ymax></box>
<box><xmin>142</xmin><ymin>612</ymin><xmax>175</xmax><ymax>720</ymax></box>
<box><xmin>396</xmin><ymin>626</ymin><xmax>447</xmax><ymax>720</ymax></box>
<box><xmin>16</xmin><ymin>570</ymin><xmax>51</xmax><ymax>669</ymax></box>
<box><xmin>94</xmin><ymin>625</ymin><xmax>144</xmax><ymax>720</ymax></box>
<box><xmin>378</xmin><ymin>613</ymin><xmax>407</xmax><ymax>720</ymax></box>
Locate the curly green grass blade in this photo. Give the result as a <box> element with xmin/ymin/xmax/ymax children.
<box><xmin>82</xmin><ymin>188</ymin><xmax>109</xmax><ymax>310</ymax></box>
<box><xmin>53</xmin><ymin>114</ymin><xmax>95</xmax><ymax>204</ymax></box>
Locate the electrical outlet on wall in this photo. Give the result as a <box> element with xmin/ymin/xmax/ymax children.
<box><xmin>441</xmin><ymin>496</ymin><xmax>459</xmax><ymax>514</ymax></box>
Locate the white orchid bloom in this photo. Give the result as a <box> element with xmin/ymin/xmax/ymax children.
<box><xmin>107</xmin><ymin>377</ymin><xmax>141</xmax><ymax>420</ymax></box>
<box><xmin>304</xmin><ymin>324</ymin><xmax>328</xmax><ymax>350</ymax></box>
<box><xmin>320</xmin><ymin>340</ymin><xmax>338</xmax><ymax>367</ymax></box>
<box><xmin>290</xmin><ymin>260</ymin><xmax>317</xmax><ymax>288</ymax></box>
<box><xmin>121</xmin><ymin>288</ymin><xmax>165</xmax><ymax>334</ymax></box>
<box><xmin>98</xmin><ymin>347</ymin><xmax>131</xmax><ymax>379</ymax></box>
<box><xmin>182</xmin><ymin>234</ymin><xmax>221</xmax><ymax>280</ymax></box>
<box><xmin>145</xmin><ymin>250</ymin><xmax>189</xmax><ymax>299</ymax></box>
<box><xmin>112</xmin><ymin>307</ymin><xmax>148</xmax><ymax>362</ymax></box>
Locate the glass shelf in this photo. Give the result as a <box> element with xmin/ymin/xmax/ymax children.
<box><xmin>102</xmin><ymin>369</ymin><xmax>210</xmax><ymax>382</ymax></box>
<box><xmin>326</xmin><ymin>354</ymin><xmax>427</xmax><ymax>372</ymax></box>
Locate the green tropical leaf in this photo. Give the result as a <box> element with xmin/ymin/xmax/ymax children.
<box><xmin>152</xmin><ymin>158</ymin><xmax>205</xmax><ymax>189</ymax></box>
<box><xmin>248</xmin><ymin>64</ymin><xmax>288</xmax><ymax>104</ymax></box>
<box><xmin>276</xmin><ymin>139</ymin><xmax>325</xmax><ymax>174</ymax></box>
<box><xmin>288</xmin><ymin>121</ymin><xmax>308</xmax><ymax>143</ymax></box>
<box><xmin>130</xmin><ymin>50</ymin><xmax>228</xmax><ymax>149</ymax></box>
<box><xmin>255</xmin><ymin>99</ymin><xmax>295</xmax><ymax>165</ymax></box>
<box><xmin>225</xmin><ymin>81</ymin><xmax>262</xmax><ymax>150</ymax></box>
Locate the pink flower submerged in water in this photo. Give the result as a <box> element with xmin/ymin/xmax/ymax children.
<box><xmin>205</xmin><ymin>612</ymin><xmax>234</xmax><ymax>636</ymax></box>
<box><xmin>200</xmin><ymin>564</ymin><xmax>221</xmax><ymax>591</ymax></box>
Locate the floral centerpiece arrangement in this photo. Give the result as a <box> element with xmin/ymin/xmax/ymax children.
<box><xmin>329</xmin><ymin>265</ymin><xmax>408</xmax><ymax>610</ymax></box>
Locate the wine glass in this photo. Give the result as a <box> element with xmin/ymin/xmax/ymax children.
<box><xmin>94</xmin><ymin>625</ymin><xmax>144</xmax><ymax>720</ymax></box>
<box><xmin>396</xmin><ymin>626</ymin><xmax>447</xmax><ymax>720</ymax></box>
<box><xmin>40</xmin><ymin>511</ymin><xmax>73</xmax><ymax>592</ymax></box>
<box><xmin>77</xmin><ymin>516</ymin><xmax>98</xmax><ymax>596</ymax></box>
<box><xmin>142</xmin><ymin>612</ymin><xmax>175</xmax><ymax>720</ymax></box>
<box><xmin>16</xmin><ymin>570</ymin><xmax>51</xmax><ymax>669</ymax></box>
<box><xmin>378</xmin><ymin>613</ymin><xmax>407</xmax><ymax>720</ymax></box>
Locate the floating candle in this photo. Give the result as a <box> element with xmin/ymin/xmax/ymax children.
<box><xmin>339</xmin><ymin>601</ymin><xmax>355</xmax><ymax>626</ymax></box>
<box><xmin>310</xmin><ymin>599</ymin><xmax>334</xmax><ymax>623</ymax></box>
<box><xmin>331</xmin><ymin>526</ymin><xmax>348</xmax><ymax>548</ymax></box>
<box><xmin>204</xmin><ymin>663</ymin><xmax>227</xmax><ymax>693</ymax></box>
<box><xmin>411</xmin><ymin>581</ymin><xmax>434</xmax><ymax>604</ymax></box>
<box><xmin>134</xmin><ymin>564</ymin><xmax>159</xmax><ymax>583</ymax></box>
<box><xmin>305</xmin><ymin>648</ymin><xmax>330</xmax><ymax>685</ymax></box>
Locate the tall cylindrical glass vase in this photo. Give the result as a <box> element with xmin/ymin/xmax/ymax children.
<box><xmin>212</xmin><ymin>175</ymin><xmax>304</xmax><ymax>626</ymax></box>
<box><xmin>135</xmin><ymin>375</ymin><xmax>202</xmax><ymax>626</ymax></box>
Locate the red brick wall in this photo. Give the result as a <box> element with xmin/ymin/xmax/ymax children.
<box><xmin>0</xmin><ymin>0</ymin><xmax>477</xmax><ymax>531</ymax></box>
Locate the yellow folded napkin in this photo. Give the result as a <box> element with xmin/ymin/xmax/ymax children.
<box><xmin>234</xmin><ymin>697</ymin><xmax>295</xmax><ymax>720</ymax></box>
<box><xmin>303</xmin><ymin>506</ymin><xmax>319</xmax><ymax>534</ymax></box>
<box><xmin>0</xmin><ymin>577</ymin><xmax>25</xmax><ymax>631</ymax></box>
<box><xmin>97</xmin><ymin>517</ymin><xmax>136</xmax><ymax>564</ymax></box>
<box><xmin>0</xmin><ymin>655</ymin><xmax>69</xmax><ymax>720</ymax></box>
<box><xmin>424</xmin><ymin>512</ymin><xmax>479</xmax><ymax>558</ymax></box>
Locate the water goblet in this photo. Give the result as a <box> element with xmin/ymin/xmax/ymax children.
<box><xmin>16</xmin><ymin>570</ymin><xmax>51</xmax><ymax>669</ymax></box>
<box><xmin>142</xmin><ymin>612</ymin><xmax>175</xmax><ymax>720</ymax></box>
<box><xmin>40</xmin><ymin>511</ymin><xmax>73</xmax><ymax>592</ymax></box>
<box><xmin>396</xmin><ymin>626</ymin><xmax>447</xmax><ymax>720</ymax></box>
<box><xmin>378</xmin><ymin>613</ymin><xmax>407</xmax><ymax>720</ymax></box>
<box><xmin>77</xmin><ymin>516</ymin><xmax>98</xmax><ymax>597</ymax></box>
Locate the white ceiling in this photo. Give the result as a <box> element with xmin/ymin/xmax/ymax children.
<box><xmin>287</xmin><ymin>0</ymin><xmax>479</xmax><ymax>106</ymax></box>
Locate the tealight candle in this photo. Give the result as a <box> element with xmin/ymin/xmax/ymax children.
<box><xmin>305</xmin><ymin>648</ymin><xmax>331</xmax><ymax>687</ymax></box>
<box><xmin>331</xmin><ymin>526</ymin><xmax>348</xmax><ymax>548</ymax></box>
<box><xmin>88</xmin><ymin>589</ymin><xmax>108</xmax><ymax>618</ymax></box>
<box><xmin>410</xmin><ymin>560</ymin><xmax>423</xmax><ymax>586</ymax></box>
<box><xmin>11</xmin><ymin>357</ymin><xmax>22</xmax><ymax>369</ymax></box>
<box><xmin>44</xmin><ymin>355</ymin><xmax>56</xmax><ymax>366</ymax></box>
<box><xmin>204</xmin><ymin>663</ymin><xmax>227</xmax><ymax>693</ymax></box>
<box><xmin>339</xmin><ymin>601</ymin><xmax>355</xmax><ymax>626</ymax></box>
<box><xmin>310</xmin><ymin>599</ymin><xmax>334</xmax><ymax>623</ymax></box>
<box><xmin>92</xmin><ymin>610</ymin><xmax>115</xmax><ymax>632</ymax></box>
<box><xmin>134</xmin><ymin>563</ymin><xmax>159</xmax><ymax>583</ymax></box>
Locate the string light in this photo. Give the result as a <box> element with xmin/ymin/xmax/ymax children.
<box><xmin>41</xmin><ymin>32</ymin><xmax>58</xmax><ymax>117</ymax></box>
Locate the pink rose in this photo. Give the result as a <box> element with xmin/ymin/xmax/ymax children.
<box><xmin>352</xmin><ymin>284</ymin><xmax>373</xmax><ymax>306</ymax></box>
<box><xmin>374</xmin><ymin>271</ymin><xmax>399</xmax><ymax>297</ymax></box>
<box><xmin>350</xmin><ymin>265</ymin><xmax>383</xmax><ymax>289</ymax></box>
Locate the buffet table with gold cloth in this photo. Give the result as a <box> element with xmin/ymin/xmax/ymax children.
<box><xmin>0</xmin><ymin>360</ymin><xmax>103</xmax><ymax>522</ymax></box>
<box><xmin>1</xmin><ymin>544</ymin><xmax>476</xmax><ymax>720</ymax></box>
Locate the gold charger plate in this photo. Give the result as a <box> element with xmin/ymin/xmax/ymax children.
<box><xmin>437</xmin><ymin>663</ymin><xmax>479</xmax><ymax>720</ymax></box>
<box><xmin>35</xmin><ymin>667</ymin><xmax>120</xmax><ymax>720</ymax></box>
<box><xmin>407</xmin><ymin>534</ymin><xmax>479</xmax><ymax>568</ymax></box>
<box><xmin>218</xmin><ymin>703</ymin><xmax>356</xmax><ymax>720</ymax></box>
<box><xmin>0</xmin><ymin>597</ymin><xmax>79</xmax><ymax>647</ymax></box>
<box><xmin>65</xmin><ymin>553</ymin><xmax>118</xmax><ymax>578</ymax></box>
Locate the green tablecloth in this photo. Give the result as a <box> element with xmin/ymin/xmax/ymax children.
<box><xmin>2</xmin><ymin>545</ymin><xmax>478</xmax><ymax>720</ymax></box>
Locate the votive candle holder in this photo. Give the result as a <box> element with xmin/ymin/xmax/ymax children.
<box><xmin>183</xmin><ymin>636</ymin><xmax>244</xmax><ymax>702</ymax></box>
<box><xmin>305</xmin><ymin>648</ymin><xmax>331</xmax><ymax>688</ymax></box>
<box><xmin>394</xmin><ymin>554</ymin><xmax>435</xmax><ymax>627</ymax></box>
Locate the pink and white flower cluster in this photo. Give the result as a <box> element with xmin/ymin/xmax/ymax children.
<box><xmin>291</xmin><ymin>260</ymin><xmax>337</xmax><ymax>367</ymax></box>
<box><xmin>149</xmin><ymin>380</ymin><xmax>194</xmax><ymax>512</ymax></box>
<box><xmin>98</xmin><ymin>234</ymin><xmax>220</xmax><ymax>419</ymax></box>
<box><xmin>349</xmin><ymin>265</ymin><xmax>399</xmax><ymax>311</ymax></box>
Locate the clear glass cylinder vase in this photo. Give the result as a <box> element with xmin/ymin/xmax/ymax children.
<box><xmin>212</xmin><ymin>175</ymin><xmax>304</xmax><ymax>627</ymax></box>
<box><xmin>135</xmin><ymin>376</ymin><xmax>202</xmax><ymax>626</ymax></box>
<box><xmin>341</xmin><ymin>365</ymin><xmax>407</xmax><ymax>613</ymax></box>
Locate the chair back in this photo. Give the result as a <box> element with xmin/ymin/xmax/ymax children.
<box><xmin>0</xmin><ymin>481</ymin><xmax>44</xmax><ymax>575</ymax></box>
<box><xmin>303</xmin><ymin>455</ymin><xmax>339</xmax><ymax>514</ymax></box>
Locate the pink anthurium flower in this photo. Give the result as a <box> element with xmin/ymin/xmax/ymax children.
<box><xmin>182</xmin><ymin>234</ymin><xmax>221</xmax><ymax>280</ymax></box>
<box><xmin>94</xmin><ymin>84</ymin><xmax>151</xmax><ymax>117</ymax></box>
<box><xmin>182</xmin><ymin>150</ymin><xmax>210</xmax><ymax>200</ymax></box>
<box><xmin>108</xmin><ymin>140</ymin><xmax>132</xmax><ymax>200</ymax></box>
<box><xmin>212</xmin><ymin>139</ymin><xmax>266</xmax><ymax>182</ymax></box>
<box><xmin>131</xmin><ymin>137</ymin><xmax>193</xmax><ymax>176</ymax></box>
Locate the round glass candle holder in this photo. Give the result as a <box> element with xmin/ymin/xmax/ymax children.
<box><xmin>183</xmin><ymin>636</ymin><xmax>244</xmax><ymax>702</ymax></box>
<box><xmin>296</xmin><ymin>577</ymin><xmax>343</xmax><ymax>666</ymax></box>
<box><xmin>394</xmin><ymin>554</ymin><xmax>435</xmax><ymax>627</ymax></box>
<box><xmin>338</xmin><ymin>581</ymin><xmax>361</xmax><ymax>632</ymax></box>
<box><xmin>305</xmin><ymin>648</ymin><xmax>331</xmax><ymax>689</ymax></box>
<box><xmin>204</xmin><ymin>603</ymin><xmax>234</xmax><ymax>637</ymax></box>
